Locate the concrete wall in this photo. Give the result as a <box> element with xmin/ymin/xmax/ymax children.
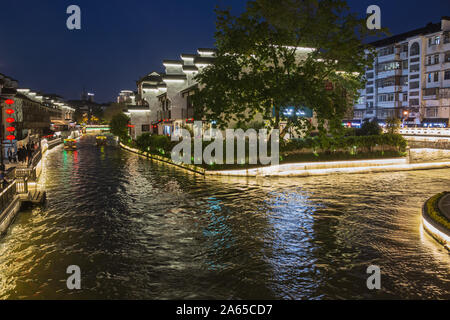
<box><xmin>409</xmin><ymin>148</ymin><xmax>450</xmax><ymax>163</ymax></box>
<box><xmin>407</xmin><ymin>138</ymin><xmax>450</xmax><ymax>150</ymax></box>
<box><xmin>129</xmin><ymin>111</ymin><xmax>151</xmax><ymax>139</ymax></box>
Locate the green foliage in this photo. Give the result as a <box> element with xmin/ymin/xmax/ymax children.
<box><xmin>136</xmin><ymin>133</ymin><xmax>153</xmax><ymax>152</ymax></box>
<box><xmin>104</xmin><ymin>103</ymin><xmax>127</xmax><ymax>122</ymax></box>
<box><xmin>110</xmin><ymin>113</ymin><xmax>130</xmax><ymax>142</ymax></box>
<box><xmin>282</xmin><ymin>133</ymin><xmax>407</xmax><ymax>154</ymax></box>
<box><xmin>356</xmin><ymin>120</ymin><xmax>382</xmax><ymax>136</ymax></box>
<box><xmin>386</xmin><ymin>117</ymin><xmax>402</xmax><ymax>134</ymax></box>
<box><xmin>135</xmin><ymin>134</ymin><xmax>175</xmax><ymax>156</ymax></box>
<box><xmin>193</xmin><ymin>0</ymin><xmax>386</xmax><ymax>135</ymax></box>
<box><xmin>73</xmin><ymin>108</ymin><xmax>84</xmax><ymax>124</ymax></box>
<box><xmin>233</xmin><ymin>120</ymin><xmax>267</xmax><ymax>131</ymax></box>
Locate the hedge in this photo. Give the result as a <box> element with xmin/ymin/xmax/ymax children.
<box><xmin>281</xmin><ymin>133</ymin><xmax>407</xmax><ymax>154</ymax></box>
<box><xmin>426</xmin><ymin>192</ymin><xmax>450</xmax><ymax>230</ymax></box>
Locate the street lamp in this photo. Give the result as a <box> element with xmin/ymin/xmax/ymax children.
<box><xmin>402</xmin><ymin>110</ymin><xmax>409</xmax><ymax>128</ymax></box>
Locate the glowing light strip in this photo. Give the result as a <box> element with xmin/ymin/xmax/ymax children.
<box><xmin>195</xmin><ymin>63</ymin><xmax>211</xmax><ymax>68</ymax></box>
<box><xmin>206</xmin><ymin>160</ymin><xmax>450</xmax><ymax>176</ymax></box>
<box><xmin>422</xmin><ymin>214</ymin><xmax>450</xmax><ymax>244</ymax></box>
<box><xmin>183</xmin><ymin>70</ymin><xmax>198</xmax><ymax>74</ymax></box>
<box><xmin>128</xmin><ymin>109</ymin><xmax>149</xmax><ymax>113</ymax></box>
<box><xmin>163</xmin><ymin>79</ymin><xmax>186</xmax><ymax>83</ymax></box>
<box><xmin>163</xmin><ymin>63</ymin><xmax>183</xmax><ymax>67</ymax></box>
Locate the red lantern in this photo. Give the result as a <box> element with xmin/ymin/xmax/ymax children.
<box><xmin>5</xmin><ymin>99</ymin><xmax>14</xmax><ymax>105</ymax></box>
<box><xmin>6</xmin><ymin>118</ymin><xmax>15</xmax><ymax>123</ymax></box>
<box><xmin>6</xmin><ymin>127</ymin><xmax>15</xmax><ymax>132</ymax></box>
<box><xmin>6</xmin><ymin>108</ymin><xmax>15</xmax><ymax>115</ymax></box>
<box><xmin>6</xmin><ymin>135</ymin><xmax>15</xmax><ymax>141</ymax></box>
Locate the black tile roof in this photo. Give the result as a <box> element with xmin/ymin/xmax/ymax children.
<box><xmin>163</xmin><ymin>60</ymin><xmax>183</xmax><ymax>66</ymax></box>
<box><xmin>181</xmin><ymin>84</ymin><xmax>199</xmax><ymax>95</ymax></box>
<box><xmin>197</xmin><ymin>48</ymin><xmax>217</xmax><ymax>53</ymax></box>
<box><xmin>194</xmin><ymin>56</ymin><xmax>215</xmax><ymax>65</ymax></box>
<box><xmin>0</xmin><ymin>87</ymin><xmax>17</xmax><ymax>95</ymax></box>
<box><xmin>162</xmin><ymin>74</ymin><xmax>187</xmax><ymax>81</ymax></box>
<box><xmin>137</xmin><ymin>72</ymin><xmax>163</xmax><ymax>84</ymax></box>
<box><xmin>142</xmin><ymin>84</ymin><xmax>158</xmax><ymax>89</ymax></box>
<box><xmin>182</xmin><ymin>65</ymin><xmax>198</xmax><ymax>72</ymax></box>
<box><xmin>181</xmin><ymin>53</ymin><xmax>198</xmax><ymax>59</ymax></box>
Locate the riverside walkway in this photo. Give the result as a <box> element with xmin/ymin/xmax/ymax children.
<box><xmin>0</xmin><ymin>137</ymin><xmax>62</xmax><ymax>234</ymax></box>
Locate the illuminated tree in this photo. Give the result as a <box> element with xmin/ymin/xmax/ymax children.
<box><xmin>193</xmin><ymin>0</ymin><xmax>385</xmax><ymax>136</ymax></box>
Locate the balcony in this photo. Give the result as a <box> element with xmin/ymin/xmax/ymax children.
<box><xmin>423</xmin><ymin>88</ymin><xmax>439</xmax><ymax>100</ymax></box>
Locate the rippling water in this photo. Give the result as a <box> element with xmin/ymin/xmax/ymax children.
<box><xmin>0</xmin><ymin>135</ymin><xmax>449</xmax><ymax>299</ymax></box>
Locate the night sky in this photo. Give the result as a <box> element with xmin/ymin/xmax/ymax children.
<box><xmin>0</xmin><ymin>0</ymin><xmax>449</xmax><ymax>103</ymax></box>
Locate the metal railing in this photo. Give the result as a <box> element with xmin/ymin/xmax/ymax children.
<box><xmin>0</xmin><ymin>181</ymin><xmax>17</xmax><ymax>213</ymax></box>
<box><xmin>16</xmin><ymin>177</ymin><xmax>28</xmax><ymax>194</ymax></box>
<box><xmin>0</xmin><ymin>148</ymin><xmax>44</xmax><ymax>218</ymax></box>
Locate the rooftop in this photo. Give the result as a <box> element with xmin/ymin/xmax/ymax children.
<box><xmin>370</xmin><ymin>17</ymin><xmax>449</xmax><ymax>47</ymax></box>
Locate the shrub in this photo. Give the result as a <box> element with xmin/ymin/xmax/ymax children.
<box><xmin>426</xmin><ymin>193</ymin><xmax>450</xmax><ymax>230</ymax></box>
<box><xmin>281</xmin><ymin>133</ymin><xmax>407</xmax><ymax>154</ymax></box>
<box><xmin>356</xmin><ymin>120</ymin><xmax>382</xmax><ymax>136</ymax></box>
<box><xmin>134</xmin><ymin>134</ymin><xmax>174</xmax><ymax>157</ymax></box>
<box><xmin>136</xmin><ymin>133</ymin><xmax>153</xmax><ymax>152</ymax></box>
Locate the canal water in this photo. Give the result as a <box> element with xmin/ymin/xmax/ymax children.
<box><xmin>0</xmin><ymin>135</ymin><xmax>448</xmax><ymax>299</ymax></box>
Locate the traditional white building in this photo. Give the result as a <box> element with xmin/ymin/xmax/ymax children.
<box><xmin>353</xmin><ymin>16</ymin><xmax>450</xmax><ymax>128</ymax></box>
<box><xmin>131</xmin><ymin>48</ymin><xmax>215</xmax><ymax>137</ymax></box>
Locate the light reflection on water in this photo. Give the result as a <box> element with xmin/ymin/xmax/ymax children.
<box><xmin>0</xmin><ymin>135</ymin><xmax>449</xmax><ymax>299</ymax></box>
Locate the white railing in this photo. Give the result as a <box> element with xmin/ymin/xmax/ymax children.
<box><xmin>399</xmin><ymin>127</ymin><xmax>450</xmax><ymax>137</ymax></box>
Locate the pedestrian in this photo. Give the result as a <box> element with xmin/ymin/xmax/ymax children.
<box><xmin>20</xmin><ymin>147</ymin><xmax>25</xmax><ymax>163</ymax></box>
<box><xmin>17</xmin><ymin>147</ymin><xmax>22</xmax><ymax>163</ymax></box>
<box><xmin>0</xmin><ymin>171</ymin><xmax>5</xmax><ymax>189</ymax></box>
<box><xmin>27</xmin><ymin>146</ymin><xmax>33</xmax><ymax>165</ymax></box>
<box><xmin>2</xmin><ymin>176</ymin><xmax>9</xmax><ymax>189</ymax></box>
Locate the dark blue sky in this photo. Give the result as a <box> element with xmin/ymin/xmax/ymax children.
<box><xmin>0</xmin><ymin>0</ymin><xmax>449</xmax><ymax>103</ymax></box>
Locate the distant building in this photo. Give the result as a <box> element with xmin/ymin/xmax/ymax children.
<box><xmin>0</xmin><ymin>76</ymin><xmax>75</xmax><ymax>159</ymax></box>
<box><xmin>353</xmin><ymin>17</ymin><xmax>450</xmax><ymax>128</ymax></box>
<box><xmin>81</xmin><ymin>89</ymin><xmax>95</xmax><ymax>103</ymax></box>
<box><xmin>117</xmin><ymin>90</ymin><xmax>136</xmax><ymax>104</ymax></box>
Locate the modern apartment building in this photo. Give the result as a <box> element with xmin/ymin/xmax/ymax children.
<box><xmin>353</xmin><ymin>17</ymin><xmax>450</xmax><ymax>128</ymax></box>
